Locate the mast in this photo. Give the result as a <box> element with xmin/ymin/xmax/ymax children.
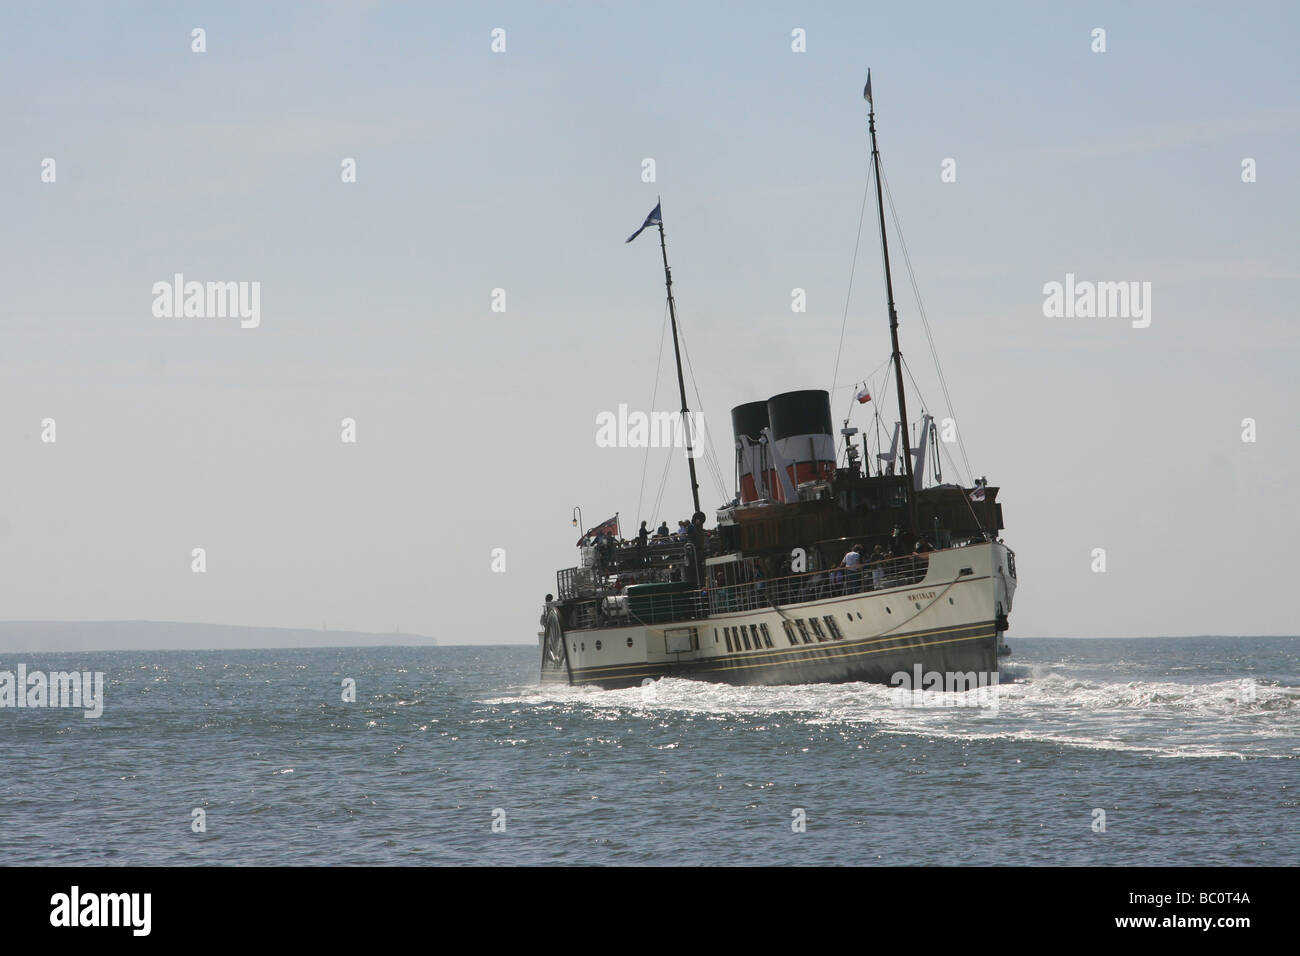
<box><xmin>656</xmin><ymin>208</ymin><xmax>702</xmax><ymax>517</ymax></box>
<box><xmin>866</xmin><ymin>71</ymin><xmax>918</xmax><ymax>535</ymax></box>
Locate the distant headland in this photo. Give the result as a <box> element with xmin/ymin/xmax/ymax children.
<box><xmin>0</xmin><ymin>621</ymin><xmax>438</xmax><ymax>652</ymax></box>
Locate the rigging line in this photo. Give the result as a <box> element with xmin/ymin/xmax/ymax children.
<box><xmin>864</xmin><ymin>358</ymin><xmax>895</xmax><ymax>471</ymax></box>
<box><xmin>829</xmin><ymin>160</ymin><xmax>875</xmax><ymax>400</ymax></box>
<box><xmin>669</xmin><ymin>304</ymin><xmax>729</xmax><ymax>505</ymax></box>
<box><xmin>651</xmin><ymin>439</ymin><xmax>674</xmax><ymax>527</ymax></box>
<box><xmin>636</xmin><ymin>299</ymin><xmax>672</xmax><ymax>524</ymax></box>
<box><xmin>874</xmin><ymin>403</ymin><xmax>883</xmax><ymax>475</ymax></box>
<box><xmin>898</xmin><ymin>354</ymin><xmax>968</xmax><ymax>483</ymax></box>
<box><xmin>879</xmin><ymin>162</ymin><xmax>977</xmax><ymax>486</ymax></box>
<box><xmin>899</xmin><ymin>357</ymin><xmax>971</xmax><ymax>491</ymax></box>
<box><xmin>899</xmin><ymin>355</ymin><xmax>986</xmax><ymax>532</ymax></box>
<box><xmin>872</xmin><ymin>358</ymin><xmax>896</xmax><ymax>465</ymax></box>
<box><xmin>836</xmin><ymin>353</ymin><xmax>895</xmax><ymax>459</ymax></box>
<box><xmin>675</xmin><ymin>321</ymin><xmax>727</xmax><ymax>501</ymax></box>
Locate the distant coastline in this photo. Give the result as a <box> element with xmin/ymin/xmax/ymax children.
<box><xmin>0</xmin><ymin>621</ymin><xmax>438</xmax><ymax>652</ymax></box>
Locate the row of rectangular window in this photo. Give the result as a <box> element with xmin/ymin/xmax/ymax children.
<box><xmin>717</xmin><ymin>622</ymin><xmax>774</xmax><ymax>652</ymax></box>
<box><xmin>715</xmin><ymin>616</ymin><xmax>845</xmax><ymax>653</ymax></box>
<box><xmin>782</xmin><ymin>615</ymin><xmax>845</xmax><ymax>645</ymax></box>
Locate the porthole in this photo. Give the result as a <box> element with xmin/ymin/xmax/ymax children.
<box><xmin>948</xmin><ymin>597</ymin><xmax>954</xmax><ymax>605</ymax></box>
<box><xmin>580</xmin><ymin>642</ymin><xmax>585</xmax><ymax>651</ymax></box>
<box><xmin>915</xmin><ymin>603</ymin><xmax>921</xmax><ymax>610</ymax></box>
<box><xmin>886</xmin><ymin>607</ymin><xmax>892</xmax><ymax>614</ymax></box>
<box><xmin>595</xmin><ymin>640</ymin><xmax>602</xmax><ymax>651</ymax></box>
<box><xmin>627</xmin><ymin>637</ymin><xmax>634</xmax><ymax>648</ymax></box>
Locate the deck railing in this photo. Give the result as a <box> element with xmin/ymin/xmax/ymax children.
<box><xmin>561</xmin><ymin>553</ymin><xmax>932</xmax><ymax>630</ymax></box>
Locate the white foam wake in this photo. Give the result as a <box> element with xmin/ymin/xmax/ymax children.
<box><xmin>483</xmin><ymin>672</ymin><xmax>1298</xmax><ymax>759</ymax></box>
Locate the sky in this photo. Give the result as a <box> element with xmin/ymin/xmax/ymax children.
<box><xmin>2</xmin><ymin>1</ymin><xmax>1297</xmax><ymax>645</ymax></box>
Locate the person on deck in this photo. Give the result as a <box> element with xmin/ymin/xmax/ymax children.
<box><xmin>637</xmin><ymin>521</ymin><xmax>650</xmax><ymax>564</ymax></box>
<box><xmin>842</xmin><ymin>544</ymin><xmax>865</xmax><ymax>593</ymax></box>
<box><xmin>596</xmin><ymin>531</ymin><xmax>615</xmax><ymax>567</ymax></box>
<box><xmin>686</xmin><ymin>512</ymin><xmax>707</xmax><ymax>588</ymax></box>
<box><xmin>869</xmin><ymin>545</ymin><xmax>888</xmax><ymax>590</ymax></box>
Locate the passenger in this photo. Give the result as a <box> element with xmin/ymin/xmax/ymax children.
<box><xmin>914</xmin><ymin>539</ymin><xmax>932</xmax><ymax>553</ymax></box>
<box><xmin>637</xmin><ymin>521</ymin><xmax>650</xmax><ymax>564</ymax></box>
<box><xmin>655</xmin><ymin>521</ymin><xmax>670</xmax><ymax>539</ymax></box>
<box><xmin>711</xmin><ymin>569</ymin><xmax>728</xmax><ymax>612</ymax></box>
<box><xmin>842</xmin><ymin>544</ymin><xmax>864</xmax><ymax>593</ymax></box>
<box><xmin>686</xmin><ymin>513</ymin><xmax>707</xmax><ymax>588</ymax></box>
<box><xmin>869</xmin><ymin>545</ymin><xmax>887</xmax><ymax>590</ymax></box>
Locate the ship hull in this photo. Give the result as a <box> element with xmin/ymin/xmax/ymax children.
<box><xmin>540</xmin><ymin>541</ymin><xmax>1015</xmax><ymax>690</ymax></box>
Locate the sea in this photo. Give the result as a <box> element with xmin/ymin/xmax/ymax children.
<box><xmin>1</xmin><ymin>636</ymin><xmax>1295</xmax><ymax>866</ymax></box>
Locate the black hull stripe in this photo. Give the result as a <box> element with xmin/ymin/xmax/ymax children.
<box><xmin>689</xmin><ymin>630</ymin><xmax>994</xmax><ymax>678</ymax></box>
<box><xmin>548</xmin><ymin>629</ymin><xmax>997</xmax><ymax>687</ymax></box>
<box><xmin>564</xmin><ymin>618</ymin><xmax>993</xmax><ymax>678</ymax></box>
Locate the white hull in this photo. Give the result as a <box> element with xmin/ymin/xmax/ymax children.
<box><xmin>542</xmin><ymin>541</ymin><xmax>1015</xmax><ymax>688</ymax></box>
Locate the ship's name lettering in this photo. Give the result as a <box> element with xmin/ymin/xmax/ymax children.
<box><xmin>906</xmin><ymin>591</ymin><xmax>936</xmax><ymax>602</ymax></box>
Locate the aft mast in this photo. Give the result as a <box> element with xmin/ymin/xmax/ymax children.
<box><xmin>628</xmin><ymin>199</ymin><xmax>702</xmax><ymax>516</ymax></box>
<box><xmin>865</xmin><ymin>71</ymin><xmax>918</xmax><ymax>536</ymax></box>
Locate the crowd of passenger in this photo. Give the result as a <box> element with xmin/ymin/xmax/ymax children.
<box><xmin>703</xmin><ymin>538</ymin><xmax>933</xmax><ymax>613</ymax></box>
<box><xmin>582</xmin><ymin>512</ymin><xmax>938</xmax><ymax>612</ymax></box>
<box><xmin>583</xmin><ymin>514</ymin><xmax>714</xmax><ymax>568</ymax></box>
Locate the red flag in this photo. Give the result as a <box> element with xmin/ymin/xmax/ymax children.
<box><xmin>577</xmin><ymin>515</ymin><xmax>619</xmax><ymax>546</ymax></box>
<box><xmin>856</xmin><ymin>388</ymin><xmax>872</xmax><ymax>404</ymax></box>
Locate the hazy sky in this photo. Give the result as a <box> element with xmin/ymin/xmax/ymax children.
<box><xmin>3</xmin><ymin>1</ymin><xmax>1297</xmax><ymax>643</ymax></box>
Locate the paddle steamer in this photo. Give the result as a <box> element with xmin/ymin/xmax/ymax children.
<box><xmin>540</xmin><ymin>73</ymin><xmax>1017</xmax><ymax>689</ymax></box>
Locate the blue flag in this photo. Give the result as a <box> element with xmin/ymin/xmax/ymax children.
<box><xmin>625</xmin><ymin>201</ymin><xmax>662</xmax><ymax>243</ymax></box>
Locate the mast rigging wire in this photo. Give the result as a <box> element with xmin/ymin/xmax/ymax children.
<box><xmin>671</xmin><ymin>303</ymin><xmax>730</xmax><ymax>505</ymax></box>
<box><xmin>879</xmin><ymin>163</ymin><xmax>978</xmax><ymax>488</ymax></box>
<box><xmin>899</xmin><ymin>355</ymin><xmax>987</xmax><ymax>532</ymax></box>
<box><xmin>829</xmin><ymin>162</ymin><xmax>876</xmax><ymax>407</ymax></box>
<box><xmin>636</xmin><ymin>299</ymin><xmax>672</xmax><ymax>525</ymax></box>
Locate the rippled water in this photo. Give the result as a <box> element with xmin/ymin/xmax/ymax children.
<box><xmin>1</xmin><ymin>637</ymin><xmax>1295</xmax><ymax>865</ymax></box>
